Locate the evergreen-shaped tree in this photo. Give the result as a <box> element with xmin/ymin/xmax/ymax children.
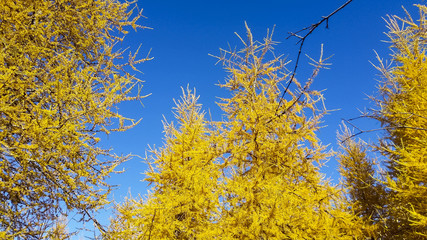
<box><xmin>215</xmin><ymin>25</ymin><xmax>365</xmax><ymax>239</ymax></box>
<box><xmin>339</xmin><ymin>4</ymin><xmax>427</xmax><ymax>239</ymax></box>
<box><xmin>110</xmin><ymin>26</ymin><xmax>367</xmax><ymax>239</ymax></box>
<box><xmin>108</xmin><ymin>88</ymin><xmax>221</xmax><ymax>239</ymax></box>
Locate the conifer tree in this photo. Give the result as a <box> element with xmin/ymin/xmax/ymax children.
<box><xmin>109</xmin><ymin>26</ymin><xmax>368</xmax><ymax>239</ymax></box>
<box><xmin>337</xmin><ymin>128</ymin><xmax>385</xmax><ymax>238</ymax></box>
<box><xmin>107</xmin><ymin>88</ymin><xmax>221</xmax><ymax>239</ymax></box>
<box><xmin>0</xmin><ymin>0</ymin><xmax>148</xmax><ymax>238</ymax></box>
<box><xmin>213</xmin><ymin>26</ymin><xmax>366</xmax><ymax>239</ymax></box>
<box><xmin>339</xmin><ymin>4</ymin><xmax>427</xmax><ymax>239</ymax></box>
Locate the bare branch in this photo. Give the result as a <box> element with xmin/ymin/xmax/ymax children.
<box><xmin>275</xmin><ymin>0</ymin><xmax>354</xmax><ymax>118</ymax></box>
<box><xmin>340</xmin><ymin>118</ymin><xmax>427</xmax><ymax>143</ymax></box>
<box><xmin>148</xmin><ymin>209</ymin><xmax>156</xmax><ymax>240</ymax></box>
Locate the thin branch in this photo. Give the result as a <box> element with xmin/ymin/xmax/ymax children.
<box><xmin>275</xmin><ymin>0</ymin><xmax>354</xmax><ymax>118</ymax></box>
<box><xmin>83</xmin><ymin>208</ymin><xmax>106</xmax><ymax>234</ymax></box>
<box><xmin>340</xmin><ymin>118</ymin><xmax>427</xmax><ymax>143</ymax></box>
<box><xmin>148</xmin><ymin>209</ymin><xmax>156</xmax><ymax>240</ymax></box>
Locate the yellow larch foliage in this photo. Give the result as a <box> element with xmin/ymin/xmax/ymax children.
<box><xmin>44</xmin><ymin>215</ymin><xmax>70</xmax><ymax>240</ymax></box>
<box><xmin>109</xmin><ymin>26</ymin><xmax>368</xmax><ymax>239</ymax></box>
<box><xmin>337</xmin><ymin>126</ymin><xmax>384</xmax><ymax>238</ymax></box>
<box><xmin>375</xmin><ymin>4</ymin><xmax>427</xmax><ymax>238</ymax></box>
<box><xmin>214</xmin><ymin>26</ymin><xmax>366</xmax><ymax>239</ymax></box>
<box><xmin>338</xmin><ymin>4</ymin><xmax>427</xmax><ymax>239</ymax></box>
<box><xmin>107</xmin><ymin>88</ymin><xmax>221</xmax><ymax>239</ymax></box>
<box><xmin>0</xmin><ymin>0</ymin><xmax>148</xmax><ymax>238</ymax></box>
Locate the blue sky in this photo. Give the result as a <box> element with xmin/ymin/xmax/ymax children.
<box><xmin>73</xmin><ymin>0</ymin><xmax>423</xmax><ymax>237</ymax></box>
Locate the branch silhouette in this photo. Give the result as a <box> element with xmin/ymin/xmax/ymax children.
<box><xmin>275</xmin><ymin>0</ymin><xmax>354</xmax><ymax>118</ymax></box>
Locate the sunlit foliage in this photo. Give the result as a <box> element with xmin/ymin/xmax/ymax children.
<box><xmin>338</xmin><ymin>127</ymin><xmax>384</xmax><ymax>238</ymax></box>
<box><xmin>107</xmin><ymin>88</ymin><xmax>221</xmax><ymax>239</ymax></box>
<box><xmin>213</xmin><ymin>25</ymin><xmax>366</xmax><ymax>239</ymax></box>
<box><xmin>108</xmin><ymin>25</ymin><xmax>367</xmax><ymax>239</ymax></box>
<box><xmin>339</xmin><ymin>4</ymin><xmax>427</xmax><ymax>239</ymax></box>
<box><xmin>0</xmin><ymin>0</ymin><xmax>148</xmax><ymax>238</ymax></box>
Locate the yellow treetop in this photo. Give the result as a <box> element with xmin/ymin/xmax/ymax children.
<box><xmin>107</xmin><ymin>88</ymin><xmax>221</xmax><ymax>239</ymax></box>
<box><xmin>214</xmin><ymin>25</ymin><xmax>366</xmax><ymax>239</ymax></box>
<box><xmin>339</xmin><ymin>4</ymin><xmax>427</xmax><ymax>239</ymax></box>
<box><xmin>108</xmin><ymin>25</ymin><xmax>368</xmax><ymax>239</ymax></box>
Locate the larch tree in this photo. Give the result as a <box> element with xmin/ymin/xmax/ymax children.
<box><xmin>213</xmin><ymin>26</ymin><xmax>367</xmax><ymax>239</ymax></box>
<box><xmin>0</xmin><ymin>0</ymin><xmax>148</xmax><ymax>238</ymax></box>
<box><xmin>109</xmin><ymin>26</ymin><xmax>370</xmax><ymax>239</ymax></box>
<box><xmin>107</xmin><ymin>88</ymin><xmax>222</xmax><ymax>239</ymax></box>
<box><xmin>337</xmin><ymin>127</ymin><xmax>386</xmax><ymax>238</ymax></box>
<box><xmin>339</xmin><ymin>4</ymin><xmax>427</xmax><ymax>239</ymax></box>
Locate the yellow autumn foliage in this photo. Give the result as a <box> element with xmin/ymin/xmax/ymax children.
<box><xmin>108</xmin><ymin>26</ymin><xmax>368</xmax><ymax>239</ymax></box>
<box><xmin>339</xmin><ymin>4</ymin><xmax>427</xmax><ymax>239</ymax></box>
<box><xmin>108</xmin><ymin>88</ymin><xmax>221</xmax><ymax>239</ymax></box>
<box><xmin>0</xmin><ymin>0</ymin><xmax>148</xmax><ymax>238</ymax></box>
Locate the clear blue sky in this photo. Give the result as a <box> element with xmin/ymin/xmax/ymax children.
<box><xmin>73</xmin><ymin>0</ymin><xmax>424</xmax><ymax>237</ymax></box>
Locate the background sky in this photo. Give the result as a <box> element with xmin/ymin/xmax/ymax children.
<box><xmin>71</xmin><ymin>0</ymin><xmax>423</xmax><ymax>238</ymax></box>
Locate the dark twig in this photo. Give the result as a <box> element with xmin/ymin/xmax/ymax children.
<box><xmin>340</xmin><ymin>118</ymin><xmax>427</xmax><ymax>143</ymax></box>
<box><xmin>275</xmin><ymin>0</ymin><xmax>354</xmax><ymax>118</ymax></box>
<box><xmin>83</xmin><ymin>208</ymin><xmax>107</xmax><ymax>234</ymax></box>
<box><xmin>148</xmin><ymin>209</ymin><xmax>156</xmax><ymax>240</ymax></box>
